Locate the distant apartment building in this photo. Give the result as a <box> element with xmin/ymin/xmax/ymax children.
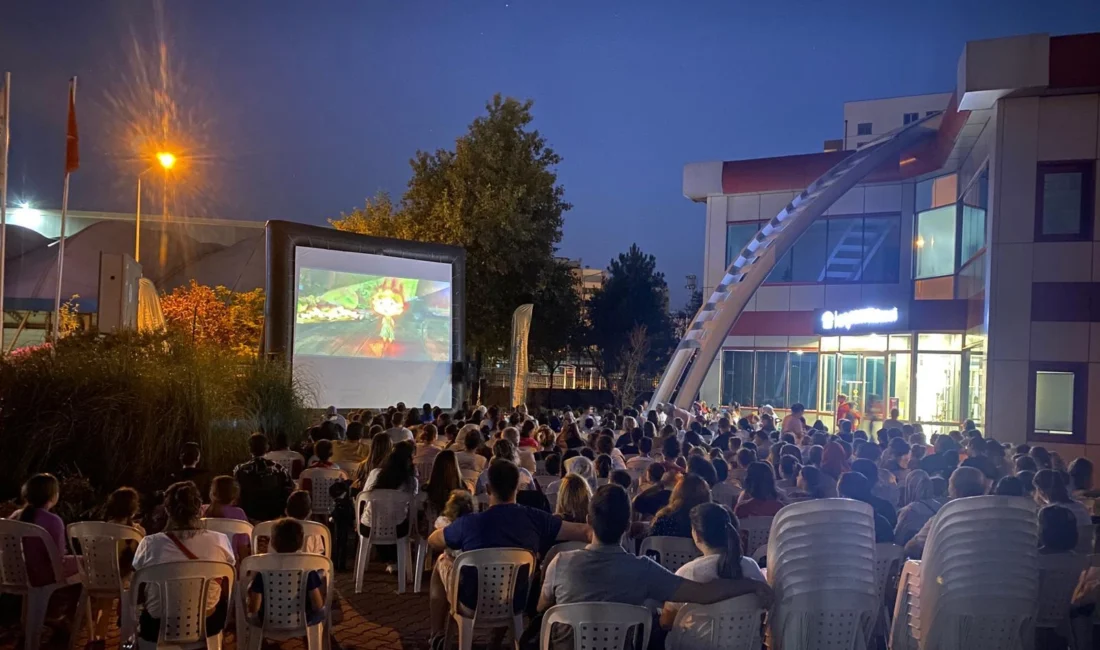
<box><xmin>683</xmin><ymin>32</ymin><xmax>1100</xmax><ymax>464</ymax></box>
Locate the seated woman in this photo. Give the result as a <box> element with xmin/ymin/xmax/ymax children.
<box><xmin>649</xmin><ymin>474</ymin><xmax>712</xmax><ymax>538</ymax></box>
<box><xmin>733</xmin><ymin>462</ymin><xmax>785</xmax><ymax>519</ymax></box>
<box><xmin>775</xmin><ymin>456</ymin><xmax>801</xmax><ymax>491</ymax></box>
<box><xmin>247</xmin><ymin>518</ymin><xmax>326</xmax><ymax>627</ymax></box>
<box><xmin>838</xmin><ymin>472</ymin><xmax>894</xmax><ymax>543</ymax></box>
<box><xmin>203</xmin><ymin>476</ymin><xmax>251</xmax><ymax>557</ymax></box>
<box><xmin>893</xmin><ymin>470</ymin><xmax>943</xmax><ymax>546</ymax></box>
<box><xmin>594</xmin><ymin>455</ymin><xmax>613</xmax><ymax>484</ymax></box>
<box><xmin>633</xmin><ymin>463</ymin><xmax>672</xmax><ymax>519</ymax></box>
<box><xmin>132</xmin><ymin>481</ymin><xmax>235</xmax><ymax>643</ymax></box>
<box><xmin>1034</xmin><ymin>469</ymin><xmax>1093</xmax><ymax>527</ymax></box>
<box><xmin>554</xmin><ymin>474</ymin><xmax>592</xmax><ymax>523</ymax></box>
<box><xmin>474</xmin><ymin>439</ymin><xmax>536</xmax><ymax>494</ymax></box>
<box><xmin>787</xmin><ymin>465</ymin><xmax>834</xmax><ymax>500</ymax></box>
<box><xmin>660</xmin><ymin>503</ymin><xmax>766</xmax><ymax>632</ymax></box>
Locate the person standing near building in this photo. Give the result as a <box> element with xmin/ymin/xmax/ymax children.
<box><xmin>781</xmin><ymin>403</ymin><xmax>807</xmax><ymax>439</ymax></box>
<box><xmin>836</xmin><ymin>394</ymin><xmax>861</xmax><ymax>429</ymax></box>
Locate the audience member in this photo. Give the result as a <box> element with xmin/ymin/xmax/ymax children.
<box><xmin>838</xmin><ymin>472</ymin><xmax>894</xmax><ymax>543</ymax></box>
<box><xmin>1038</xmin><ymin>504</ymin><xmax>1079</xmax><ymax>554</ymax></box>
<box><xmin>233</xmin><ymin>434</ymin><xmax>295</xmax><ymax>522</ymax></box>
<box><xmin>633</xmin><ymin>463</ymin><xmax>672</xmax><ymax>518</ymax></box>
<box><xmin>1033</xmin><ymin>469</ymin><xmax>1092</xmax><ymax>526</ymax></box>
<box><xmin>734</xmin><ymin>462</ymin><xmax>784</xmax><ymax>518</ymax></box>
<box><xmin>893</xmin><ymin>470</ymin><xmax>943</xmax><ymax>546</ymax></box>
<box><xmin>650</xmin><ymin>474</ymin><xmax>712</xmax><ymax>538</ymax></box>
<box><xmin>554</xmin><ymin>474</ymin><xmax>592</xmax><ymax>523</ymax></box>
<box><xmin>246</xmin><ymin>518</ymin><xmax>326</xmax><ymax>627</ymax></box>
<box><xmin>171</xmin><ymin>442</ymin><xmax>212</xmax><ymax>496</ymax></box>
<box><xmin>904</xmin><ymin>467</ymin><xmax>986</xmax><ymax>558</ymax></box>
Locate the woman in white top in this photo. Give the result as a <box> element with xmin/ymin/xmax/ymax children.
<box><xmin>660</xmin><ymin>503</ymin><xmax>766</xmax><ymax>636</ymax></box>
<box><xmin>474</xmin><ymin>439</ymin><xmax>536</xmax><ymax>494</ymax></box>
<box><xmin>132</xmin><ymin>481</ymin><xmax>235</xmax><ymax>643</ymax></box>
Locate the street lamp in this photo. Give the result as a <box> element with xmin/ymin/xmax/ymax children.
<box><xmin>134</xmin><ymin>151</ymin><xmax>176</xmax><ymax>263</ymax></box>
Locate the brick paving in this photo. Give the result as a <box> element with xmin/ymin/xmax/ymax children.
<box><xmin>0</xmin><ymin>560</ymin><xmax>501</xmax><ymax>650</ymax></box>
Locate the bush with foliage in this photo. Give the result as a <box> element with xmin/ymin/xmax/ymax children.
<box><xmin>0</xmin><ymin>330</ymin><xmax>311</xmax><ymax>501</ymax></box>
<box><xmin>160</xmin><ymin>281</ymin><xmax>265</xmax><ymax>356</ymax></box>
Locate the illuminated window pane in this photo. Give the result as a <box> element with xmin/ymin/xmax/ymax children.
<box><xmin>915</xmin><ymin>353</ymin><xmax>961</xmax><ymax>423</ymax></box>
<box><xmin>915</xmin><ymin>206</ymin><xmax>957</xmax><ymax>279</ymax></box>
<box><xmin>1034</xmin><ymin>371</ymin><xmax>1074</xmax><ymax>434</ymax></box>
<box><xmin>721</xmin><ymin>351</ymin><xmax>754</xmax><ymax>407</ymax></box>
<box><xmin>754</xmin><ymin>351</ymin><xmax>788</xmax><ymax>408</ymax></box>
<box><xmin>726</xmin><ymin>223</ymin><xmax>760</xmax><ymax>267</ymax></box>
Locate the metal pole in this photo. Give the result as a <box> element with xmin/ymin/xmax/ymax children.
<box><xmin>135</xmin><ymin>175</ymin><xmax>141</xmax><ymax>262</ymax></box>
<box><xmin>53</xmin><ymin>173</ymin><xmax>70</xmax><ymax>341</ymax></box>
<box><xmin>0</xmin><ymin>72</ymin><xmax>10</xmax><ymax>353</ymax></box>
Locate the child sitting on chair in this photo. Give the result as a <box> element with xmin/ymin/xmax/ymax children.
<box><xmin>434</xmin><ymin>489</ymin><xmax>475</xmax><ymax>531</ymax></box>
<box><xmin>286</xmin><ymin>490</ymin><xmax>327</xmax><ymax>555</ymax></box>
<box><xmin>247</xmin><ymin>518</ymin><xmax>326</xmax><ymax>627</ymax></box>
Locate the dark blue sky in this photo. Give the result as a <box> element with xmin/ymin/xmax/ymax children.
<box><xmin>2</xmin><ymin>0</ymin><xmax>1099</xmax><ymax>305</ymax></box>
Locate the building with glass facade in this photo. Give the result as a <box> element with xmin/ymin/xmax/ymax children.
<box><xmin>683</xmin><ymin>32</ymin><xmax>1100</xmax><ymax>461</ymax></box>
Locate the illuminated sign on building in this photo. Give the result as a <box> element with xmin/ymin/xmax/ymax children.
<box><xmin>814</xmin><ymin>306</ymin><xmax>906</xmax><ymax>334</ymax></box>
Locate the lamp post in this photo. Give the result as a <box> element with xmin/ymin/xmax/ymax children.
<box><xmin>134</xmin><ymin>151</ymin><xmax>175</xmax><ymax>263</ymax></box>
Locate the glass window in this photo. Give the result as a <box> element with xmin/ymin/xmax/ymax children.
<box><xmin>789</xmin><ymin>220</ymin><xmax>829</xmax><ymax>282</ymax></box>
<box><xmin>860</xmin><ymin>216</ymin><xmax>901</xmax><ymax>283</ymax></box>
<box><xmin>889</xmin><ymin>352</ymin><xmax>911</xmax><ymax>420</ymax></box>
<box><xmin>823</xmin><ymin>217</ymin><xmax>864</xmax><ymax>283</ymax></box>
<box><xmin>857</xmin><ymin>123</ymin><xmax>872</xmax><ymax>136</ymax></box>
<box><xmin>1034</xmin><ymin>371</ymin><xmax>1074</xmax><ymax>434</ymax></box>
<box><xmin>915</xmin><ymin>353</ymin><xmax>961</xmax><ymax>423</ymax></box>
<box><xmin>789</xmin><ymin>352</ymin><xmax>819</xmax><ymax>410</ymax></box>
<box><xmin>888</xmin><ymin>335</ymin><xmax>911</xmax><ymax>351</ymax></box>
<box><xmin>726</xmin><ymin>223</ymin><xmax>761</xmax><ymax>267</ymax></box>
<box><xmin>903</xmin><ymin>112</ymin><xmax>919</xmax><ymax>124</ymax></box>
<box><xmin>960</xmin><ymin>168</ymin><xmax>988</xmax><ymax>262</ymax></box>
<box><xmin>820</xmin><ymin>354</ymin><xmax>837</xmax><ymax>412</ymax></box>
<box><xmin>721</xmin><ymin>351</ymin><xmax>754</xmax><ymax>407</ymax></box>
<box><xmin>916</xmin><ymin>174</ymin><xmax>957</xmax><ymax>212</ymax></box>
<box><xmin>915</xmin><ymin>205</ymin><xmax>957</xmax><ymax>279</ymax></box>
<box><xmin>754</xmin><ymin>351</ymin><xmax>788</xmax><ymax>408</ymax></box>
<box><xmin>917</xmin><ymin>333</ymin><xmax>962</xmax><ymax>351</ymax></box>
<box><xmin>967</xmin><ymin>352</ymin><xmax>985</xmax><ymax>426</ymax></box>
<box><xmin>1037</xmin><ymin>162</ymin><xmax>1094</xmax><ymax>241</ymax></box>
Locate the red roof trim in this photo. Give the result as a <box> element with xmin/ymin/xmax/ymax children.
<box><xmin>721</xmin><ymin>92</ymin><xmax>969</xmax><ymax>195</ymax></box>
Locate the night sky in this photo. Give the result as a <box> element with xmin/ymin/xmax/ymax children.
<box><xmin>2</xmin><ymin>1</ymin><xmax>1099</xmax><ymax>305</ymax></box>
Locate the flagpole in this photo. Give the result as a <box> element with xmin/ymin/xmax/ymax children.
<box><xmin>53</xmin><ymin>76</ymin><xmax>76</xmax><ymax>341</ymax></box>
<box><xmin>0</xmin><ymin>72</ymin><xmax>10</xmax><ymax>353</ymax></box>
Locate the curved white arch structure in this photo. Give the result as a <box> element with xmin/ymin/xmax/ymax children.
<box><xmin>655</xmin><ymin>116</ymin><xmax>943</xmax><ymax>409</ymax></box>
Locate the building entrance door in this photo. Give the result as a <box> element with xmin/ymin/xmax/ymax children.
<box><xmin>830</xmin><ymin>352</ymin><xmax>888</xmax><ymax>435</ymax></box>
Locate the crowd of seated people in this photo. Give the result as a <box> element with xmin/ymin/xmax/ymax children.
<box><xmin>7</xmin><ymin>400</ymin><xmax>1100</xmax><ymax>649</ymax></box>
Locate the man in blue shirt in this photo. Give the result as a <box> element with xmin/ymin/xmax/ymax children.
<box><xmin>426</xmin><ymin>459</ymin><xmax>589</xmax><ymax>644</ymax></box>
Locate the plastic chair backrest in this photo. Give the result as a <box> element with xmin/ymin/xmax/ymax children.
<box><xmin>1035</xmin><ymin>552</ymin><xmax>1089</xmax><ymax>628</ymax></box>
<box><xmin>68</xmin><ymin>521</ymin><xmax>144</xmax><ymax>593</ymax></box>
<box><xmin>638</xmin><ymin>536</ymin><xmax>701</xmax><ymax>573</ymax></box>
<box><xmin>252</xmin><ymin>520</ymin><xmax>332</xmax><ymax>559</ymax></box>
<box><xmin>668</xmin><ymin>594</ymin><xmax>764</xmax><ymax>650</ymax></box>
<box><xmin>131</xmin><ymin>560</ymin><xmax>235</xmax><ymax>646</ymax></box>
<box><xmin>542</xmin><ymin>541</ymin><xmax>588</xmax><ymax>571</ymax></box>
<box><xmin>710</xmin><ymin>483</ymin><xmax>740</xmax><ymax>509</ymax></box>
<box><xmin>201</xmin><ymin>518</ymin><xmax>254</xmax><ymax>539</ymax></box>
<box><xmin>356</xmin><ymin>489</ymin><xmax>412</xmax><ymax>542</ymax></box>
<box><xmin>238</xmin><ymin>552</ymin><xmax>332</xmax><ymax>632</ymax></box>
<box><xmin>299</xmin><ymin>468</ymin><xmax>344</xmax><ymax>516</ymax></box>
<box><xmin>541</xmin><ymin>602</ymin><xmax>651</xmax><ymax>650</ymax></box>
<box><xmin>451</xmin><ymin>548</ymin><xmax>535</xmax><ymax>623</ymax></box>
<box><xmin>415</xmin><ymin>460</ymin><xmax>435</xmax><ymax>484</ymax></box>
<box><xmin>736</xmin><ymin>516</ymin><xmax>773</xmax><ymax>557</ymax></box>
<box><xmin>0</xmin><ymin>519</ymin><xmax>65</xmax><ymax>590</ymax></box>
<box><xmin>1077</xmin><ymin>524</ymin><xmax>1095</xmax><ymax>554</ymax></box>
<box><xmin>873</xmin><ymin>543</ymin><xmax>903</xmax><ymax>600</ymax></box>
<box><xmin>461</xmin><ymin>469</ymin><xmax>480</xmax><ymax>493</ymax></box>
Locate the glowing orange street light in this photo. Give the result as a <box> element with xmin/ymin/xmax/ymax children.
<box><xmin>156</xmin><ymin>151</ymin><xmax>176</xmax><ymax>169</ymax></box>
<box><xmin>135</xmin><ymin>151</ymin><xmax>177</xmax><ymax>262</ymax></box>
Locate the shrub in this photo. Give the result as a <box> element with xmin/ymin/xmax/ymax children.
<box><xmin>0</xmin><ymin>329</ymin><xmax>310</xmax><ymax>501</ymax></box>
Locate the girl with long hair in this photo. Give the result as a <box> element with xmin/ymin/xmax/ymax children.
<box><xmin>355</xmin><ymin>431</ymin><xmax>392</xmax><ymax>490</ymax></box>
<box><xmin>660</xmin><ymin>503</ymin><xmax>767</xmax><ymax>631</ymax></box>
<box><xmin>424</xmin><ymin>450</ymin><xmax>463</xmax><ymax>516</ymax></box>
<box><xmin>733</xmin><ymin>462</ymin><xmax>785</xmax><ymax>518</ymax></box>
<box><xmin>10</xmin><ymin>473</ymin><xmax>79</xmax><ymax>580</ymax></box>
<box><xmin>649</xmin><ymin>473</ymin><xmax>712</xmax><ymax>538</ymax></box>
<box><xmin>1034</xmin><ymin>469</ymin><xmax>1092</xmax><ymax>526</ymax></box>
<box><xmin>554</xmin><ymin>474</ymin><xmax>592</xmax><ymax>523</ymax></box>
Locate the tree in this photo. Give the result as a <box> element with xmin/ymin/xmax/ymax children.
<box><xmin>528</xmin><ymin>260</ymin><xmax>584</xmax><ymax>408</ymax></box>
<box><xmin>585</xmin><ymin>244</ymin><xmax>674</xmax><ymax>387</ymax></box>
<box><xmin>160</xmin><ymin>281</ymin><xmax>265</xmax><ymax>356</ymax></box>
<box><xmin>331</xmin><ymin>95</ymin><xmax>571</xmax><ymax>389</ymax></box>
<box><xmin>673</xmin><ymin>288</ymin><xmax>703</xmax><ymax>339</ymax></box>
<box><xmin>615</xmin><ymin>325</ymin><xmax>651</xmax><ymax>411</ymax></box>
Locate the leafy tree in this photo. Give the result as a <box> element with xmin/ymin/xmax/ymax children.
<box><xmin>528</xmin><ymin>260</ymin><xmax>584</xmax><ymax>407</ymax></box>
<box><xmin>160</xmin><ymin>281</ymin><xmax>265</xmax><ymax>356</ymax></box>
<box><xmin>673</xmin><ymin>288</ymin><xmax>703</xmax><ymax>339</ymax></box>
<box><xmin>331</xmin><ymin>95</ymin><xmax>571</xmax><ymax>387</ymax></box>
<box><xmin>585</xmin><ymin>244</ymin><xmax>674</xmax><ymax>388</ymax></box>
<box><xmin>615</xmin><ymin>325</ymin><xmax>651</xmax><ymax>411</ymax></box>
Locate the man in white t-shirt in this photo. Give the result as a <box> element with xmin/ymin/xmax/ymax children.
<box><xmin>385</xmin><ymin>410</ymin><xmax>414</xmax><ymax>443</ymax></box>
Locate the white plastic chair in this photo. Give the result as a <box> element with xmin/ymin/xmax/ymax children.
<box><xmin>413</xmin><ymin>493</ymin><xmax>434</xmax><ymax>594</ymax></box>
<box><xmin>871</xmin><ymin>543</ymin><xmax>903</xmax><ymax>641</ymax></box>
<box><xmin>129</xmin><ymin>560</ymin><xmax>235</xmax><ymax>650</ymax></box>
<box><xmin>892</xmin><ymin>495</ymin><xmax>1039</xmax><ymax>650</ymax></box>
<box><xmin>354</xmin><ymin>489</ymin><xmax>413</xmax><ymax>594</ymax></box>
<box><xmin>737</xmin><ymin>516</ymin><xmax>773</xmax><ymax>559</ymax></box>
<box><xmin>234</xmin><ymin>553</ymin><xmax>333</xmax><ymax>650</ymax></box>
<box><xmin>461</xmin><ymin>469</ymin><xmax>480</xmax><ymax>493</ymax></box>
<box><xmin>299</xmin><ymin>468</ymin><xmax>345</xmax><ymax>518</ymax></box>
<box><xmin>766</xmin><ymin>499</ymin><xmax>877</xmax><ymax>650</ymax></box>
<box><xmin>446</xmin><ymin>548</ymin><xmax>536</xmax><ymax>650</ymax></box>
<box><xmin>638</xmin><ymin>536</ymin><xmax>701</xmax><ymax>573</ymax></box>
<box><xmin>1035</xmin><ymin>552</ymin><xmax>1089</xmax><ymax>641</ymax></box>
<box><xmin>415</xmin><ymin>459</ymin><xmax>436</xmax><ymax>484</ymax></box>
<box><xmin>540</xmin><ymin>602</ymin><xmax>651</xmax><ymax>650</ymax></box>
<box><xmin>69</xmin><ymin>522</ymin><xmax>144</xmax><ymax>644</ymax></box>
<box><xmin>665</xmin><ymin>594</ymin><xmax>764</xmax><ymax>650</ymax></box>
<box><xmin>201</xmin><ymin>518</ymin><xmax>254</xmax><ymax>560</ymax></box>
<box><xmin>541</xmin><ymin>541</ymin><xmax>588</xmax><ymax>572</ymax></box>
<box><xmin>0</xmin><ymin>520</ymin><xmax>84</xmax><ymax>650</ymax></box>
<box><xmin>711</xmin><ymin>482</ymin><xmax>741</xmax><ymax>509</ymax></box>
<box><xmin>251</xmin><ymin>520</ymin><xmax>332</xmax><ymax>558</ymax></box>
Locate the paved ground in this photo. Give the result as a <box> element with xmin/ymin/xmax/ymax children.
<box><xmin>0</xmin><ymin>562</ymin><xmax>474</xmax><ymax>650</ymax></box>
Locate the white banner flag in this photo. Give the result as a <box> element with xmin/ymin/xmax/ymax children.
<box><xmin>509</xmin><ymin>303</ymin><xmax>534</xmax><ymax>408</ymax></box>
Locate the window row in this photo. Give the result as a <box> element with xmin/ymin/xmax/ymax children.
<box><xmin>726</xmin><ymin>215</ymin><xmax>901</xmax><ymax>284</ymax></box>
<box><xmin>721</xmin><ymin>351</ymin><xmax>819</xmax><ymax>411</ymax></box>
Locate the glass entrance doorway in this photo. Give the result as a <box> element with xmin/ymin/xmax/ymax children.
<box><xmin>820</xmin><ymin>343</ymin><xmax>911</xmax><ymax>435</ymax></box>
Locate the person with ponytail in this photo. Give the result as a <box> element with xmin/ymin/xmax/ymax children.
<box><xmin>659</xmin><ymin>502</ymin><xmax>766</xmax><ymax>630</ymax></box>
<box><xmin>9</xmin><ymin>473</ymin><xmax>79</xmax><ymax>581</ymax></box>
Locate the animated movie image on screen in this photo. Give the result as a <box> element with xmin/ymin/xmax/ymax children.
<box><xmin>295</xmin><ymin>269</ymin><xmax>451</xmax><ymax>361</ymax></box>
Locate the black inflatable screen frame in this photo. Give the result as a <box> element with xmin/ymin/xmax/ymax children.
<box><xmin>264</xmin><ymin>219</ymin><xmax>466</xmax><ymax>408</ymax></box>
